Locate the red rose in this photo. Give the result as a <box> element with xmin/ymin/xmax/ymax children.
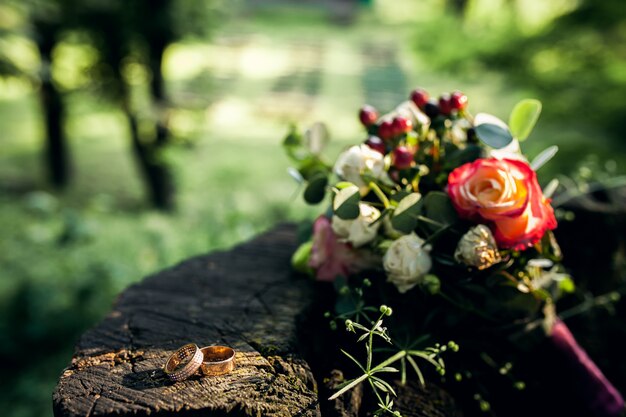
<box><xmin>447</xmin><ymin>158</ymin><xmax>557</xmax><ymax>250</ymax></box>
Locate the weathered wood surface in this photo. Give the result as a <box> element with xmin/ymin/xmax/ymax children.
<box><xmin>53</xmin><ymin>223</ymin><xmax>461</xmax><ymax>417</ymax></box>
<box><xmin>53</xmin><ymin>224</ymin><xmax>320</xmax><ymax>417</ymax></box>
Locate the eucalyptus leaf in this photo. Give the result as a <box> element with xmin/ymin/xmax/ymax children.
<box><xmin>303</xmin><ymin>174</ymin><xmax>328</xmax><ymax>204</ymax></box>
<box><xmin>287</xmin><ymin>167</ymin><xmax>304</xmax><ymax>184</ymax></box>
<box><xmin>543</xmin><ymin>178</ymin><xmax>559</xmax><ymax>199</ymax></box>
<box><xmin>333</xmin><ymin>185</ymin><xmax>361</xmax><ymax>220</ymax></box>
<box><xmin>390</xmin><ymin>193</ymin><xmax>422</xmax><ymax>234</ymax></box>
<box><xmin>509</xmin><ymin>99</ymin><xmax>542</xmax><ymax>141</ymax></box>
<box><xmin>530</xmin><ymin>145</ymin><xmax>558</xmax><ymax>171</ymax></box>
<box><xmin>291</xmin><ymin>241</ymin><xmax>313</xmax><ymax>274</ymax></box>
<box><xmin>474</xmin><ymin>122</ymin><xmax>513</xmax><ymax>149</ymax></box>
<box><xmin>421</xmin><ymin>192</ymin><xmax>458</xmax><ymax>232</ymax></box>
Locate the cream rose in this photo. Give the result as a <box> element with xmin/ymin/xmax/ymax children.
<box><xmin>334</xmin><ymin>145</ymin><xmax>387</xmax><ymax>193</ymax></box>
<box><xmin>383</xmin><ymin>233</ymin><xmax>432</xmax><ymax>293</ymax></box>
<box><xmin>332</xmin><ymin>203</ymin><xmax>381</xmax><ymax>248</ymax></box>
<box><xmin>454</xmin><ymin>225</ymin><xmax>502</xmax><ymax>270</ymax></box>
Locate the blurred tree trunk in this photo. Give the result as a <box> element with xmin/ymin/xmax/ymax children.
<box><xmin>36</xmin><ymin>27</ymin><xmax>70</xmax><ymax>188</ymax></box>
<box><xmin>103</xmin><ymin>3</ymin><xmax>175</xmax><ymax>211</ymax></box>
<box><xmin>448</xmin><ymin>0</ymin><xmax>468</xmax><ymax>16</ymax></box>
<box><xmin>139</xmin><ymin>0</ymin><xmax>175</xmax><ymax>209</ymax></box>
<box><xmin>123</xmin><ymin>101</ymin><xmax>174</xmax><ymax>210</ymax></box>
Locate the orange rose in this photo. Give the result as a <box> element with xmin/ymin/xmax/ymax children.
<box><xmin>447</xmin><ymin>158</ymin><xmax>557</xmax><ymax>250</ymax></box>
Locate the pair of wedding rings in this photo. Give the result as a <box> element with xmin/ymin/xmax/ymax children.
<box><xmin>163</xmin><ymin>343</ymin><xmax>236</xmax><ymax>382</ymax></box>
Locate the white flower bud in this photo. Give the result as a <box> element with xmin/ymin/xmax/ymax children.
<box><xmin>332</xmin><ymin>203</ymin><xmax>381</xmax><ymax>247</ymax></box>
<box><xmin>454</xmin><ymin>225</ymin><xmax>502</xmax><ymax>270</ymax></box>
<box><xmin>383</xmin><ymin>233</ymin><xmax>432</xmax><ymax>293</ymax></box>
<box><xmin>334</xmin><ymin>145</ymin><xmax>388</xmax><ymax>193</ymax></box>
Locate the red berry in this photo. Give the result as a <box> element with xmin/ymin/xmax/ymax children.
<box><xmin>439</xmin><ymin>93</ymin><xmax>452</xmax><ymax>116</ymax></box>
<box><xmin>365</xmin><ymin>136</ymin><xmax>386</xmax><ymax>154</ymax></box>
<box><xmin>392</xmin><ymin>116</ymin><xmax>413</xmax><ymax>136</ymax></box>
<box><xmin>450</xmin><ymin>91</ymin><xmax>468</xmax><ymax>111</ymax></box>
<box><xmin>359</xmin><ymin>105</ymin><xmax>379</xmax><ymax>127</ymax></box>
<box><xmin>393</xmin><ymin>146</ymin><xmax>414</xmax><ymax>170</ymax></box>
<box><xmin>410</xmin><ymin>88</ymin><xmax>430</xmax><ymax>109</ymax></box>
<box><xmin>378</xmin><ymin>120</ymin><xmax>394</xmax><ymax>141</ymax></box>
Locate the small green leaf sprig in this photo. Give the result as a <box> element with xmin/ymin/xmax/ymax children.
<box><xmin>330</xmin><ymin>304</ymin><xmax>459</xmax><ymax>416</ymax></box>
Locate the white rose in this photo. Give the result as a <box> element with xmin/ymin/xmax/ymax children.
<box><xmin>334</xmin><ymin>145</ymin><xmax>387</xmax><ymax>193</ymax></box>
<box><xmin>332</xmin><ymin>203</ymin><xmax>381</xmax><ymax>247</ymax></box>
<box><xmin>450</xmin><ymin>118</ymin><xmax>471</xmax><ymax>144</ymax></box>
<box><xmin>383</xmin><ymin>233</ymin><xmax>432</xmax><ymax>293</ymax></box>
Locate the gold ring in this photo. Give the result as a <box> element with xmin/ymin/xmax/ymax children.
<box><xmin>199</xmin><ymin>346</ymin><xmax>236</xmax><ymax>376</ymax></box>
<box><xmin>163</xmin><ymin>343</ymin><xmax>203</xmax><ymax>382</ymax></box>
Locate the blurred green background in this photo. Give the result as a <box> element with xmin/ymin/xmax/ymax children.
<box><xmin>0</xmin><ymin>0</ymin><xmax>624</xmax><ymax>416</ymax></box>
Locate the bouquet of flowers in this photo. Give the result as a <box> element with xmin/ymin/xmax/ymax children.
<box><xmin>284</xmin><ymin>88</ymin><xmax>624</xmax><ymax>417</ymax></box>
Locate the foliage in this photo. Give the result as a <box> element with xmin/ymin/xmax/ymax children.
<box><xmin>411</xmin><ymin>0</ymin><xmax>626</xmax><ymax>149</ymax></box>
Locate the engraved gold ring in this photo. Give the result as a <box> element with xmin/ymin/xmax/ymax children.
<box><xmin>163</xmin><ymin>343</ymin><xmax>203</xmax><ymax>382</ymax></box>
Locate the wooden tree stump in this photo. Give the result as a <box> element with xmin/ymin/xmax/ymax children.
<box><xmin>53</xmin><ymin>224</ymin><xmax>319</xmax><ymax>417</ymax></box>
<box><xmin>53</xmin><ymin>224</ymin><xmax>460</xmax><ymax>417</ymax></box>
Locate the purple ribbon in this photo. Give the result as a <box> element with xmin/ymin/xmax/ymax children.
<box><xmin>549</xmin><ymin>319</ymin><xmax>624</xmax><ymax>417</ymax></box>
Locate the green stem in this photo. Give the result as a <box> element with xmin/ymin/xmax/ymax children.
<box><xmin>372</xmin><ymin>350</ymin><xmax>407</xmax><ymax>372</ymax></box>
<box><xmin>369</xmin><ymin>182</ymin><xmax>390</xmax><ymax>209</ymax></box>
<box><xmin>559</xmin><ymin>290</ymin><xmax>623</xmax><ymax>320</ymax></box>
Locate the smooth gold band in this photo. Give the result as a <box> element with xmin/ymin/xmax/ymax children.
<box><xmin>163</xmin><ymin>343</ymin><xmax>203</xmax><ymax>382</ymax></box>
<box><xmin>200</xmin><ymin>346</ymin><xmax>236</xmax><ymax>376</ymax></box>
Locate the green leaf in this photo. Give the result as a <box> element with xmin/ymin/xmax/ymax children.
<box><xmin>474</xmin><ymin>123</ymin><xmax>513</xmax><ymax>149</ymax></box>
<box><xmin>509</xmin><ymin>99</ymin><xmax>542</xmax><ymax>141</ymax></box>
<box><xmin>328</xmin><ymin>374</ymin><xmax>368</xmax><ymax>400</ymax></box>
<box><xmin>371</xmin><ymin>377</ymin><xmax>397</xmax><ymax>397</ymax></box>
<box><xmin>390</xmin><ymin>193</ymin><xmax>422</xmax><ymax>234</ymax></box>
<box><xmin>406</xmin><ymin>355</ymin><xmax>425</xmax><ymax>387</ymax></box>
<box><xmin>303</xmin><ymin>174</ymin><xmax>328</xmax><ymax>204</ymax></box>
<box><xmin>333</xmin><ymin>185</ymin><xmax>361</xmax><ymax>220</ymax></box>
<box><xmin>543</xmin><ymin>178</ymin><xmax>559</xmax><ymax>199</ymax></box>
<box><xmin>341</xmin><ymin>349</ymin><xmax>366</xmax><ymax>372</ymax></box>
<box><xmin>530</xmin><ymin>145</ymin><xmax>558</xmax><ymax>171</ymax></box>
<box><xmin>377</xmin><ymin>366</ymin><xmax>400</xmax><ymax>373</ymax></box>
<box><xmin>335</xmin><ymin>181</ymin><xmax>356</xmax><ymax>190</ymax></box>
<box><xmin>373</xmin><ymin>380</ymin><xmax>389</xmax><ymax>393</ymax></box>
<box><xmin>559</xmin><ymin>277</ymin><xmax>576</xmax><ymax>293</ymax></box>
<box><xmin>421</xmin><ymin>192</ymin><xmax>458</xmax><ymax>233</ymax></box>
<box><xmin>283</xmin><ymin>125</ymin><xmax>302</xmax><ymax>148</ymax></box>
<box><xmin>291</xmin><ymin>241</ymin><xmax>313</xmax><ymax>274</ymax></box>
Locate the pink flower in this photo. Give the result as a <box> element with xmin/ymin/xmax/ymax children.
<box><xmin>308</xmin><ymin>216</ymin><xmax>373</xmax><ymax>281</ymax></box>
<box><xmin>447</xmin><ymin>158</ymin><xmax>557</xmax><ymax>250</ymax></box>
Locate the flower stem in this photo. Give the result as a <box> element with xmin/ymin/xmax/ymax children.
<box><xmin>369</xmin><ymin>182</ymin><xmax>390</xmax><ymax>209</ymax></box>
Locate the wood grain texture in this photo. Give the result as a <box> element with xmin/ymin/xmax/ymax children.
<box><xmin>53</xmin><ymin>224</ymin><xmax>320</xmax><ymax>417</ymax></box>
